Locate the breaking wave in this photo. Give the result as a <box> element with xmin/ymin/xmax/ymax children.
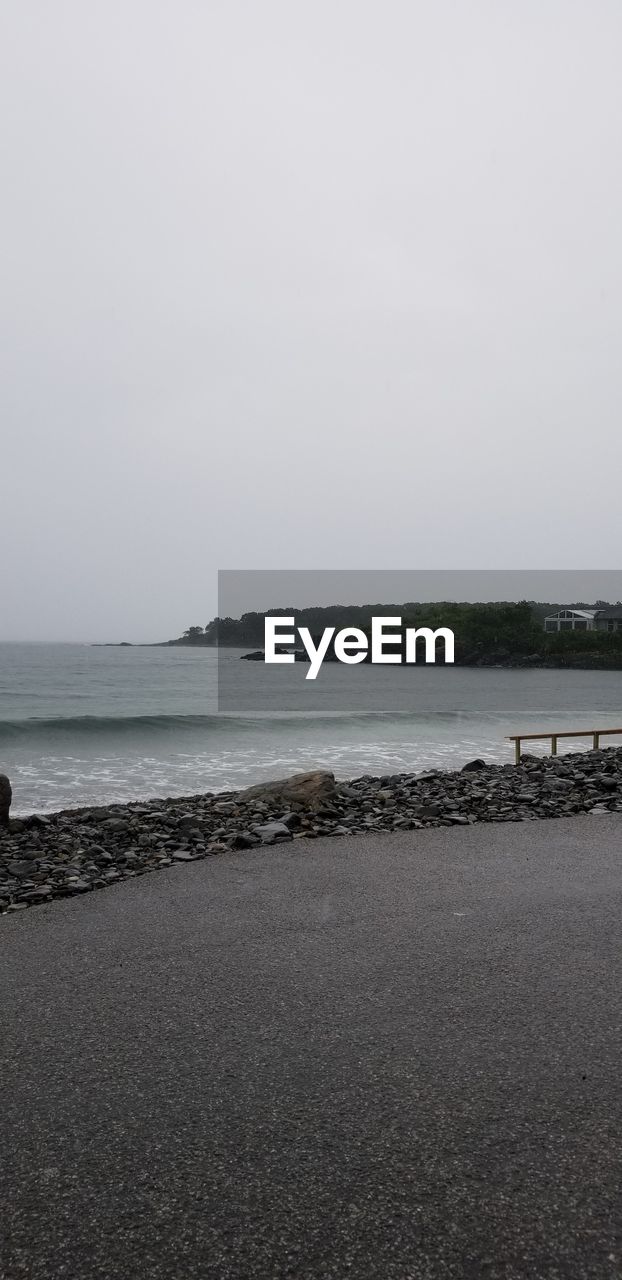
<box><xmin>0</xmin><ymin>708</ymin><xmax>511</xmax><ymax>744</ymax></box>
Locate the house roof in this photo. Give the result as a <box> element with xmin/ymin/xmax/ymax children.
<box><xmin>595</xmin><ymin>606</ymin><xmax>622</xmax><ymax>620</ymax></box>
<box><xmin>544</xmin><ymin>608</ymin><xmax>597</xmax><ymax>621</ymax></box>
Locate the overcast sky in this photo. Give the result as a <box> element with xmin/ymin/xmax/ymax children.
<box><xmin>2</xmin><ymin>1</ymin><xmax>621</xmax><ymax>641</ymax></box>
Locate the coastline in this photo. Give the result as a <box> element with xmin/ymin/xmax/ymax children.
<box><xmin>93</xmin><ymin>641</ymin><xmax>622</xmax><ymax>670</ymax></box>
<box><xmin>2</xmin><ymin>745</ymin><xmax>622</xmax><ymax>915</ymax></box>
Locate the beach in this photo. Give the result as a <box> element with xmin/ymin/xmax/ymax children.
<box><xmin>2</xmin><ymin>744</ymin><xmax>622</xmax><ymax>914</ymax></box>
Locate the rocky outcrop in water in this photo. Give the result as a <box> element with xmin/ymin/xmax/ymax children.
<box><xmin>2</xmin><ymin>750</ymin><xmax>622</xmax><ymax>914</ymax></box>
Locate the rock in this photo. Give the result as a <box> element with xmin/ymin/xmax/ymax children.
<box><xmin>87</xmin><ymin>846</ymin><xmax>113</xmax><ymax>863</ymax></box>
<box><xmin>421</xmin><ymin>804</ymin><xmax>441</xmax><ymax>819</ymax></box>
<box><xmin>238</xmin><ymin>770</ymin><xmax>336</xmax><ymax>810</ymax></box>
<box><xmin>252</xmin><ymin>822</ymin><xmax>293</xmax><ymax>844</ymax></box>
<box><xmin>101</xmin><ymin>818</ymin><xmax>131</xmax><ymax>833</ymax></box>
<box><xmin>171</xmin><ymin>850</ymin><xmax>196</xmax><ymax>861</ymax></box>
<box><xmin>229</xmin><ymin>831</ymin><xmax>261</xmax><ymax>849</ymax></box>
<box><xmin>6</xmin><ymin>860</ymin><xmax>37</xmax><ymax>878</ymax></box>
<box><xmin>277</xmin><ymin>812</ymin><xmax>302</xmax><ymax>830</ymax></box>
<box><xmin>461</xmin><ymin>759</ymin><xmax>487</xmax><ymax>772</ymax></box>
<box><xmin>0</xmin><ymin>774</ymin><xmax>12</xmax><ymax>829</ymax></box>
<box><xmin>177</xmin><ymin>814</ymin><xmax>205</xmax><ymax>832</ymax></box>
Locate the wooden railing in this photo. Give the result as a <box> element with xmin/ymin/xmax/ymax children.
<box><xmin>507</xmin><ymin>727</ymin><xmax>622</xmax><ymax>765</ymax></box>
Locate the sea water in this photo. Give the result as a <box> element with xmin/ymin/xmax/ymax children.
<box><xmin>0</xmin><ymin>643</ymin><xmax>621</xmax><ymax>813</ymax></box>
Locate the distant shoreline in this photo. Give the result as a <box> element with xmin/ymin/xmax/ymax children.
<box><xmin>91</xmin><ymin>641</ymin><xmax>622</xmax><ymax>671</ymax></box>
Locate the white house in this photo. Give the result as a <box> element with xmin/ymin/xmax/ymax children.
<box><xmin>543</xmin><ymin>608</ymin><xmax>597</xmax><ymax>632</ymax></box>
<box><xmin>544</xmin><ymin>606</ymin><xmax>622</xmax><ymax>633</ymax></box>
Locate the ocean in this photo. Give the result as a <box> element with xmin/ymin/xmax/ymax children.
<box><xmin>1</xmin><ymin>643</ymin><xmax>621</xmax><ymax>814</ymax></box>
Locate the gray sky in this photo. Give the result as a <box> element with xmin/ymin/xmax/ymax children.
<box><xmin>220</xmin><ymin>571</ymin><xmax>622</xmax><ymax>617</ymax></box>
<box><xmin>2</xmin><ymin>1</ymin><xmax>621</xmax><ymax>642</ymax></box>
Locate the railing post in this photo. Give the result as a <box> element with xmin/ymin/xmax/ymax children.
<box><xmin>551</xmin><ymin>735</ymin><xmax>558</xmax><ymax>755</ymax></box>
<box><xmin>515</xmin><ymin>738</ymin><xmax>521</xmax><ymax>765</ymax></box>
<box><xmin>593</xmin><ymin>732</ymin><xmax>600</xmax><ymax>749</ymax></box>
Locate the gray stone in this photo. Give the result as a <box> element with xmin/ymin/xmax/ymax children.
<box><xmin>102</xmin><ymin>818</ymin><xmax>131</xmax><ymax>833</ymax></box>
<box><xmin>594</xmin><ymin>775</ymin><xmax>618</xmax><ymax>791</ymax></box>
<box><xmin>238</xmin><ymin>770</ymin><xmax>336</xmax><ymax>811</ymax></box>
<box><xmin>421</xmin><ymin>805</ymin><xmax>442</xmax><ymax>819</ymax></box>
<box><xmin>177</xmin><ymin>815</ymin><xmax>204</xmax><ymax>832</ymax></box>
<box><xmin>229</xmin><ymin>832</ymin><xmax>261</xmax><ymax>849</ymax></box>
<box><xmin>252</xmin><ymin>822</ymin><xmax>293</xmax><ymax>843</ymax></box>
<box><xmin>88</xmin><ymin>847</ymin><xmax>113</xmax><ymax>863</ymax></box>
<box><xmin>6</xmin><ymin>860</ymin><xmax>37</xmax><ymax>878</ymax></box>
<box><xmin>277</xmin><ymin>812</ymin><xmax>302</xmax><ymax>829</ymax></box>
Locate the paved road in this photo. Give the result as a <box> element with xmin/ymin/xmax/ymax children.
<box><xmin>2</xmin><ymin>815</ymin><xmax>622</xmax><ymax>1280</ymax></box>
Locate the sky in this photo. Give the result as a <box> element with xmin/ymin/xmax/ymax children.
<box><xmin>1</xmin><ymin>0</ymin><xmax>622</xmax><ymax>642</ymax></box>
<box><xmin>220</xmin><ymin>572</ymin><xmax>622</xmax><ymax>617</ymax></box>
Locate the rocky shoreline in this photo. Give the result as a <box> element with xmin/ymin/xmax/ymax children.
<box><xmin>2</xmin><ymin>746</ymin><xmax>622</xmax><ymax>915</ymax></box>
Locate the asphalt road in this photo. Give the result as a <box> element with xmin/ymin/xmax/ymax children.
<box><xmin>2</xmin><ymin>815</ymin><xmax>622</xmax><ymax>1280</ymax></box>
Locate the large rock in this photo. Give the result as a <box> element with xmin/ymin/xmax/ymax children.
<box><xmin>238</xmin><ymin>770</ymin><xmax>336</xmax><ymax>810</ymax></box>
<box><xmin>0</xmin><ymin>774</ymin><xmax>11</xmax><ymax>829</ymax></box>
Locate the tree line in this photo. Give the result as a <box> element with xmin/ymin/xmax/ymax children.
<box><xmin>169</xmin><ymin>602</ymin><xmax>622</xmax><ymax>664</ymax></box>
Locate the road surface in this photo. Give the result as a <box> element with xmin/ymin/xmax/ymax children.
<box><xmin>2</xmin><ymin>815</ymin><xmax>622</xmax><ymax>1279</ymax></box>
